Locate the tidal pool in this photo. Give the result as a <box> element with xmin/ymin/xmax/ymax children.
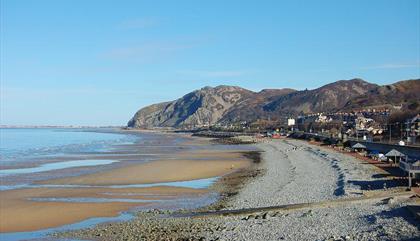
<box><xmin>0</xmin><ymin>159</ymin><xmax>118</xmax><ymax>176</ymax></box>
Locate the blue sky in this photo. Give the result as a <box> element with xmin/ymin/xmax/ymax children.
<box><xmin>1</xmin><ymin>0</ymin><xmax>419</xmax><ymax>126</ymax></box>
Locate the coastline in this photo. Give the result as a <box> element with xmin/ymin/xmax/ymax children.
<box><xmin>0</xmin><ymin>130</ymin><xmax>257</xmax><ymax>236</ymax></box>
<box><xmin>55</xmin><ymin>138</ymin><xmax>420</xmax><ymax>241</ymax></box>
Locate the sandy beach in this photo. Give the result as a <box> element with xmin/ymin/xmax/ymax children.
<box><xmin>0</xmin><ymin>132</ymin><xmax>256</xmax><ymax>235</ymax></box>
<box><xmin>0</xmin><ymin>186</ymin><xmax>207</xmax><ymax>232</ymax></box>
<box><xmin>40</xmin><ymin>158</ymin><xmax>250</xmax><ymax>186</ymax></box>
<box><xmin>57</xmin><ymin>138</ymin><xmax>420</xmax><ymax>241</ymax></box>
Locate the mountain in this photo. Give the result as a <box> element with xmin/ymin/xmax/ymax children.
<box><xmin>262</xmin><ymin>78</ymin><xmax>378</xmax><ymax>114</ymax></box>
<box><xmin>343</xmin><ymin>79</ymin><xmax>420</xmax><ymax>113</ymax></box>
<box><xmin>127</xmin><ymin>85</ymin><xmax>254</xmax><ymax>128</ymax></box>
<box><xmin>127</xmin><ymin>78</ymin><xmax>420</xmax><ymax>128</ymax></box>
<box><xmin>218</xmin><ymin>88</ymin><xmax>296</xmax><ymax>124</ymax></box>
<box><xmin>220</xmin><ymin>78</ymin><xmax>377</xmax><ymax>124</ymax></box>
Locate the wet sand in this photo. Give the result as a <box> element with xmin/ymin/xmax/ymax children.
<box><xmin>0</xmin><ymin>186</ymin><xmax>205</xmax><ymax>232</ymax></box>
<box><xmin>40</xmin><ymin>158</ymin><xmax>250</xmax><ymax>186</ymax></box>
<box><xmin>56</xmin><ymin>139</ymin><xmax>420</xmax><ymax>241</ymax></box>
<box><xmin>0</xmin><ymin>131</ymin><xmax>254</xmax><ymax>234</ymax></box>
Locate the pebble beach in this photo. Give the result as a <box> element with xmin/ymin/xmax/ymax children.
<box><xmin>56</xmin><ymin>138</ymin><xmax>420</xmax><ymax>241</ymax></box>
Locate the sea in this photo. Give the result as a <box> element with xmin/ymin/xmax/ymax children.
<box><xmin>0</xmin><ymin>128</ymin><xmax>221</xmax><ymax>241</ymax></box>
<box><xmin>0</xmin><ymin>128</ymin><xmax>135</xmax><ymax>164</ymax></box>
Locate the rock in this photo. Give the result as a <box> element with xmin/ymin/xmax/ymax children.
<box><xmin>128</xmin><ymin>86</ymin><xmax>254</xmax><ymax>128</ymax></box>
<box><xmin>384</xmin><ymin>197</ymin><xmax>395</xmax><ymax>205</ymax></box>
<box><xmin>242</xmin><ymin>214</ymin><xmax>255</xmax><ymax>221</ymax></box>
<box><xmin>302</xmin><ymin>210</ymin><xmax>313</xmax><ymax>217</ymax></box>
<box><xmin>262</xmin><ymin>212</ymin><xmax>269</xmax><ymax>219</ymax></box>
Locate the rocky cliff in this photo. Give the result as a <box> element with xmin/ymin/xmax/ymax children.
<box><xmin>127</xmin><ymin>78</ymin><xmax>420</xmax><ymax>128</ymax></box>
<box><xmin>127</xmin><ymin>85</ymin><xmax>255</xmax><ymax>128</ymax></box>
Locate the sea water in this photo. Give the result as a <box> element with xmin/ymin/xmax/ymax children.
<box><xmin>0</xmin><ymin>128</ymin><xmax>135</xmax><ymax>163</ymax></box>
<box><xmin>0</xmin><ymin>129</ymin><xmax>222</xmax><ymax>240</ymax></box>
<box><xmin>0</xmin><ymin>159</ymin><xmax>119</xmax><ymax>176</ymax></box>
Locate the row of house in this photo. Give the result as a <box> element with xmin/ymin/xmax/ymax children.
<box><xmin>291</xmin><ymin>112</ymin><xmax>419</xmax><ymax>144</ymax></box>
<box><xmin>351</xmin><ymin>142</ymin><xmax>420</xmax><ymax>187</ymax></box>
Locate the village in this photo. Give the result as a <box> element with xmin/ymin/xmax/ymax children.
<box><xmin>211</xmin><ymin>110</ymin><xmax>419</xmax><ymax>145</ymax></box>
<box><xmin>194</xmin><ymin>111</ymin><xmax>420</xmax><ymax>191</ymax></box>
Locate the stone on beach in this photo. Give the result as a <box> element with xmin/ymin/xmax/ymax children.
<box><xmin>55</xmin><ymin>139</ymin><xmax>420</xmax><ymax>241</ymax></box>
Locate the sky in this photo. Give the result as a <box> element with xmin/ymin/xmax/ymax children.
<box><xmin>1</xmin><ymin>0</ymin><xmax>419</xmax><ymax>126</ymax></box>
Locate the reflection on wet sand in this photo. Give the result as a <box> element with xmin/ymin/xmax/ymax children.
<box><xmin>0</xmin><ymin>186</ymin><xmax>206</xmax><ymax>232</ymax></box>
<box><xmin>40</xmin><ymin>158</ymin><xmax>250</xmax><ymax>186</ymax></box>
<box><xmin>0</xmin><ymin>131</ymin><xmax>255</xmax><ymax>235</ymax></box>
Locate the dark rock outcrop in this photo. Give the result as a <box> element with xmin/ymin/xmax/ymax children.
<box><xmin>128</xmin><ymin>85</ymin><xmax>255</xmax><ymax>128</ymax></box>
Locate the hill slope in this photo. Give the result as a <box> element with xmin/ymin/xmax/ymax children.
<box><xmin>343</xmin><ymin>79</ymin><xmax>420</xmax><ymax>112</ymax></box>
<box><xmin>127</xmin><ymin>79</ymin><xmax>419</xmax><ymax>128</ymax></box>
<box><xmin>263</xmin><ymin>79</ymin><xmax>378</xmax><ymax>114</ymax></box>
<box><xmin>128</xmin><ymin>85</ymin><xmax>255</xmax><ymax>128</ymax></box>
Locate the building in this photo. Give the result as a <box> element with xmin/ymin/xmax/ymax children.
<box><xmin>287</xmin><ymin>118</ymin><xmax>295</xmax><ymax>126</ymax></box>
<box><xmin>352</xmin><ymin>143</ymin><xmax>367</xmax><ymax>153</ymax></box>
<box><xmin>408</xmin><ymin>114</ymin><xmax>420</xmax><ymax>144</ymax></box>
<box><xmin>315</xmin><ymin>114</ymin><xmax>332</xmax><ymax>123</ymax></box>
<box><xmin>399</xmin><ymin>158</ymin><xmax>420</xmax><ymax>187</ymax></box>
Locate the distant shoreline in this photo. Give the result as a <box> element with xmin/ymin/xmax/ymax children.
<box><xmin>0</xmin><ymin>125</ymin><xmax>124</xmax><ymax>129</ymax></box>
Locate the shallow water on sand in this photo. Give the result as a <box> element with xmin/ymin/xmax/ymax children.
<box><xmin>0</xmin><ymin>129</ymin><xmax>254</xmax><ymax>240</ymax></box>
<box><xmin>0</xmin><ymin>179</ymin><xmax>219</xmax><ymax>241</ymax></box>
<box><xmin>0</xmin><ymin>176</ymin><xmax>219</xmax><ymax>191</ymax></box>
<box><xmin>0</xmin><ymin>159</ymin><xmax>119</xmax><ymax>176</ymax></box>
<box><xmin>0</xmin><ymin>212</ymin><xmax>134</xmax><ymax>241</ymax></box>
<box><xmin>0</xmin><ymin>191</ymin><xmax>219</xmax><ymax>241</ymax></box>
